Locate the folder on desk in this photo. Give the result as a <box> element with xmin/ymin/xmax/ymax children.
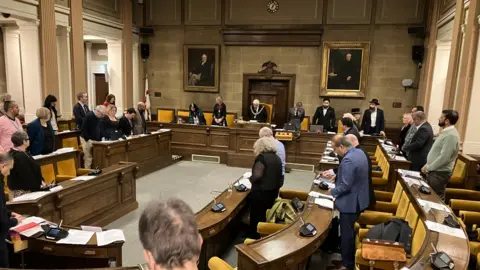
<box><xmin>314</xmin><ymin>198</ymin><xmax>334</xmax><ymax>209</ymax></box>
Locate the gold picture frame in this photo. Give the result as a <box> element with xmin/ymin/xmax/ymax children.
<box><xmin>320</xmin><ymin>41</ymin><xmax>371</xmax><ymax>98</ymax></box>
<box><xmin>183</xmin><ymin>45</ymin><xmax>220</xmax><ymax>93</ymax></box>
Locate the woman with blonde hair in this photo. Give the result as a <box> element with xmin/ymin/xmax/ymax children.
<box><xmin>100</xmin><ymin>105</ymin><xmax>119</xmax><ymax>139</ymax></box>
<box><xmin>212</xmin><ymin>96</ymin><xmax>227</xmax><ymax>126</ymax></box>
<box><xmin>26</xmin><ymin>107</ymin><xmax>55</xmax><ymax>155</ymax></box>
<box><xmin>248</xmin><ymin>137</ymin><xmax>283</xmax><ymax>239</ymax></box>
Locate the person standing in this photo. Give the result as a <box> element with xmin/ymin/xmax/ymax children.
<box><xmin>133</xmin><ymin>102</ymin><xmax>147</xmax><ymax>135</ymax></box>
<box><xmin>398</xmin><ymin>113</ymin><xmax>413</xmax><ymax>151</ymax></box>
<box><xmin>0</xmin><ymin>101</ymin><xmax>23</xmax><ymax>152</ymax></box>
<box><xmin>73</xmin><ymin>92</ymin><xmax>89</xmax><ymax>129</ymax></box>
<box><xmin>313</xmin><ymin>98</ymin><xmax>336</xmax><ymax>132</ymax></box>
<box><xmin>103</xmin><ymin>94</ymin><xmax>115</xmax><ymax>107</ymax></box>
<box><xmin>341</xmin><ymin>117</ymin><xmax>360</xmax><ymax>141</ymax></box>
<box><xmin>422</xmin><ymin>110</ymin><xmax>460</xmax><ymax>201</ymax></box>
<box><xmin>43</xmin><ymin>95</ymin><xmax>59</xmax><ymax>132</ymax></box>
<box><xmin>287</xmin><ymin>102</ymin><xmax>305</xmax><ymax>130</ymax></box>
<box><xmin>100</xmin><ymin>105</ymin><xmax>119</xmax><ymax>140</ymax></box>
<box><xmin>0</xmin><ymin>94</ymin><xmax>11</xmax><ymax>117</ymax></box>
<box><xmin>401</xmin><ymin>111</ymin><xmax>433</xmax><ymax>171</ymax></box>
<box><xmin>81</xmin><ymin>105</ymin><xmax>106</xmax><ymax>169</ymax></box>
<box><xmin>212</xmin><ymin>96</ymin><xmax>227</xmax><ymax>127</ymax></box>
<box><xmin>361</xmin><ymin>99</ymin><xmax>385</xmax><ymax>136</ymax></box>
<box><xmin>411</xmin><ymin>105</ymin><xmax>424</xmax><ymax>113</ymax></box>
<box><xmin>259</xmin><ymin>127</ymin><xmax>286</xmax><ymax>177</ymax></box>
<box><xmin>328</xmin><ymin>137</ymin><xmax>370</xmax><ymax>270</ymax></box>
<box><xmin>27</xmin><ymin>108</ymin><xmax>55</xmax><ymax>155</ymax></box>
<box><xmin>118</xmin><ymin>108</ymin><xmax>136</xmax><ymax>137</ymax></box>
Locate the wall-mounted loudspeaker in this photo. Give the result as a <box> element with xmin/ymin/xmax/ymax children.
<box><xmin>141</xmin><ymin>44</ymin><xmax>150</xmax><ymax>60</ymax></box>
<box><xmin>412</xmin><ymin>45</ymin><xmax>424</xmax><ymax>62</ymax></box>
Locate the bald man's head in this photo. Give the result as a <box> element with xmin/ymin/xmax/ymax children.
<box><xmin>331</xmin><ymin>134</ymin><xmax>342</xmax><ymax>146</ymax></box>
<box><xmin>345</xmin><ymin>134</ymin><xmax>359</xmax><ymax>147</ymax></box>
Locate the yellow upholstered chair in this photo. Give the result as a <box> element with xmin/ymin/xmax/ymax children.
<box><xmin>357</xmin><ymin>191</ymin><xmax>410</xmax><ymax>229</ymax></box>
<box><xmin>204</xmin><ymin>112</ymin><xmax>213</xmax><ymax>126</ymax></box>
<box><xmin>337</xmin><ymin>119</ymin><xmax>343</xmax><ymax>134</ymax></box>
<box><xmin>3</xmin><ymin>176</ymin><xmax>9</xmax><ymax>201</ymax></box>
<box><xmin>449</xmin><ymin>159</ymin><xmax>467</xmax><ymax>186</ymax></box>
<box><xmin>208</xmin><ymin>257</ymin><xmax>236</xmax><ymax>270</ymax></box>
<box><xmin>62</xmin><ymin>137</ymin><xmax>80</xmax><ymax>150</ymax></box>
<box><xmin>371</xmin><ymin>154</ymin><xmax>389</xmax><ymax>188</ymax></box>
<box><xmin>300</xmin><ymin>116</ymin><xmax>310</xmax><ymax>131</ymax></box>
<box><xmin>369</xmin><ymin>181</ymin><xmax>403</xmax><ymax>212</ymax></box>
<box><xmin>226</xmin><ymin>113</ymin><xmax>236</xmax><ymax>127</ymax></box>
<box><xmin>157</xmin><ymin>109</ymin><xmax>175</xmax><ymax>123</ymax></box>
<box><xmin>56</xmin><ymin>159</ymin><xmax>90</xmax><ymax>183</ymax></box>
<box><xmin>262</xmin><ymin>103</ymin><xmax>273</xmax><ymax>123</ymax></box>
<box><xmin>458</xmin><ymin>211</ymin><xmax>480</xmax><ymax>256</ymax></box>
<box><xmin>177</xmin><ymin>110</ymin><xmax>189</xmax><ymax>118</ymax></box>
<box><xmin>41</xmin><ymin>164</ymin><xmax>56</xmax><ymax>185</ymax></box>
<box><xmin>57</xmin><ymin>121</ymin><xmax>70</xmax><ymax>132</ymax></box>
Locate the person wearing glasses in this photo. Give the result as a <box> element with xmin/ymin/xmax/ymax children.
<box><xmin>27</xmin><ymin>107</ymin><xmax>55</xmax><ymax>156</ymax></box>
<box><xmin>8</xmin><ymin>131</ymin><xmax>45</xmax><ymax>198</ymax></box>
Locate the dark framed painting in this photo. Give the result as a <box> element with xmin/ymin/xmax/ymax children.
<box><xmin>320</xmin><ymin>41</ymin><xmax>371</xmax><ymax>98</ymax></box>
<box><xmin>183</xmin><ymin>45</ymin><xmax>220</xmax><ymax>92</ymax></box>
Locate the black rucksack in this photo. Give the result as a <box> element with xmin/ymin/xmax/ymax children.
<box><xmin>366</xmin><ymin>218</ymin><xmax>413</xmax><ymax>254</ymax></box>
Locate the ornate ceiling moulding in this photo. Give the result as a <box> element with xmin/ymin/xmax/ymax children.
<box><xmin>222</xmin><ymin>29</ymin><xmax>323</xmax><ymax>46</ymax></box>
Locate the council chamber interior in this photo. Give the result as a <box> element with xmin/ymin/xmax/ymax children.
<box><xmin>0</xmin><ymin>0</ymin><xmax>479</xmax><ymax>269</ymax></box>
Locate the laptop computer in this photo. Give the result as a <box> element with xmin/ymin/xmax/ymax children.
<box><xmin>309</xmin><ymin>125</ymin><xmax>323</xmax><ymax>132</ymax></box>
<box><xmin>283</xmin><ymin>122</ymin><xmax>296</xmax><ymax>131</ymax></box>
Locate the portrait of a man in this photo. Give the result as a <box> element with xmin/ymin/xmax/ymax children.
<box><xmin>184</xmin><ymin>45</ymin><xmax>220</xmax><ymax>92</ymax></box>
<box><xmin>320</xmin><ymin>42</ymin><xmax>370</xmax><ymax>98</ymax></box>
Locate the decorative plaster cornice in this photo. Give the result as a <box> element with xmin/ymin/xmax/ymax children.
<box><xmin>83</xmin><ymin>13</ymin><xmax>124</xmax><ymax>30</ymax></box>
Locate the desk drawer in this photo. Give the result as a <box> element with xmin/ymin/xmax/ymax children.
<box><xmin>73</xmin><ymin>246</ymin><xmax>109</xmax><ymax>258</ymax></box>
<box><xmin>30</xmin><ymin>242</ymin><xmax>73</xmax><ymax>257</ymax></box>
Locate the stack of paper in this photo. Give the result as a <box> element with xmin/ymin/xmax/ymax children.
<box><xmin>96</xmin><ymin>229</ymin><xmax>125</xmax><ymax>246</ymax></box>
<box><xmin>425</xmin><ymin>221</ymin><xmax>466</xmax><ymax>239</ymax></box>
<box><xmin>398</xmin><ymin>169</ymin><xmax>422</xmax><ymax>178</ymax></box>
<box><xmin>314</xmin><ymin>198</ymin><xmax>334</xmax><ymax>209</ymax></box>
<box><xmin>71</xmin><ymin>176</ymin><xmax>96</xmax><ymax>181</ymax></box>
<box><xmin>57</xmin><ymin>229</ymin><xmax>95</xmax><ymax>245</ymax></box>
<box><xmin>394</xmin><ymin>155</ymin><xmax>407</xmax><ymax>161</ymax></box>
<box><xmin>418</xmin><ymin>199</ymin><xmax>451</xmax><ymax>213</ymax></box>
<box><xmin>12</xmin><ymin>191</ymin><xmax>51</xmax><ymax>202</ymax></box>
<box><xmin>308</xmin><ymin>191</ymin><xmax>334</xmax><ymax>200</ymax></box>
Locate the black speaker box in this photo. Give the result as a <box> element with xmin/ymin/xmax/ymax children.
<box><xmin>412</xmin><ymin>45</ymin><xmax>424</xmax><ymax>62</ymax></box>
<box><xmin>141</xmin><ymin>44</ymin><xmax>150</xmax><ymax>60</ymax></box>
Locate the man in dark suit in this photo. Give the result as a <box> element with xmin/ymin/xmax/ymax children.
<box><xmin>287</xmin><ymin>102</ymin><xmax>305</xmax><ymax>130</ymax></box>
<box><xmin>341</xmin><ymin>117</ymin><xmax>360</xmax><ymax>141</ymax></box>
<box><xmin>313</xmin><ymin>98</ymin><xmax>336</xmax><ymax>132</ymax></box>
<box><xmin>361</xmin><ymin>98</ymin><xmax>385</xmax><ymax>136</ymax></box>
<box><xmin>118</xmin><ymin>108</ymin><xmax>136</xmax><ymax>136</ymax></box>
<box><xmin>401</xmin><ymin>111</ymin><xmax>434</xmax><ymax>171</ymax></box>
<box><xmin>81</xmin><ymin>105</ymin><xmax>105</xmax><ymax>168</ymax></box>
<box><xmin>328</xmin><ymin>137</ymin><xmax>370</xmax><ymax>270</ymax></box>
<box><xmin>72</xmin><ymin>92</ymin><xmax>89</xmax><ymax>129</ymax></box>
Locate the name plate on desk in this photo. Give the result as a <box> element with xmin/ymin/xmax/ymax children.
<box><xmin>276</xmin><ymin>131</ymin><xmax>294</xmax><ymax>141</ymax></box>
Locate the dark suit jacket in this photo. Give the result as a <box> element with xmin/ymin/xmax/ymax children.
<box><xmin>0</xmin><ymin>175</ymin><xmax>17</xmax><ymax>258</ymax></box>
<box><xmin>398</xmin><ymin>124</ymin><xmax>411</xmax><ymax>151</ymax></box>
<box><xmin>402</xmin><ymin>122</ymin><xmax>434</xmax><ymax>171</ymax></box>
<box><xmin>344</xmin><ymin>126</ymin><xmax>361</xmax><ymax>142</ymax></box>
<box><xmin>287</xmin><ymin>107</ymin><xmax>305</xmax><ymax>130</ymax></box>
<box><xmin>81</xmin><ymin>112</ymin><xmax>101</xmax><ymax>141</ymax></box>
<box><xmin>247</xmin><ymin>105</ymin><xmax>268</xmax><ymax>123</ymax></box>
<box><xmin>73</xmin><ymin>103</ymin><xmax>89</xmax><ymax>129</ymax></box>
<box><xmin>361</xmin><ymin>108</ymin><xmax>385</xmax><ymax>134</ymax></box>
<box><xmin>26</xmin><ymin>118</ymin><xmax>55</xmax><ymax>155</ymax></box>
<box><xmin>118</xmin><ymin>116</ymin><xmax>134</xmax><ymax>136</ymax></box>
<box><xmin>312</xmin><ymin>106</ymin><xmax>336</xmax><ymax>132</ymax></box>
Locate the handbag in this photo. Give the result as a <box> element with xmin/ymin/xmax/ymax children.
<box><xmin>361</xmin><ymin>239</ymin><xmax>407</xmax><ymax>270</ymax></box>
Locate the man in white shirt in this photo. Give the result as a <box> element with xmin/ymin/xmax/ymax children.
<box><xmin>361</xmin><ymin>98</ymin><xmax>385</xmax><ymax>136</ymax></box>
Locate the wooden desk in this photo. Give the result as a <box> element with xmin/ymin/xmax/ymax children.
<box><xmin>92</xmin><ymin>132</ymin><xmax>172</xmax><ymax>178</ymax></box>
<box><xmin>55</xmin><ymin>130</ymin><xmax>81</xmax><ymax>150</ymax></box>
<box><xmin>7</xmin><ymin>162</ymin><xmax>139</xmax><ymax>227</ymax></box>
<box><xmin>196</xmin><ymin>176</ymin><xmax>250</xmax><ymax>270</ymax></box>
<box><xmin>398</xmin><ymin>174</ymin><xmax>469</xmax><ymax>269</ymax></box>
<box><xmin>34</xmin><ymin>149</ymin><xmax>81</xmax><ymax>168</ymax></box>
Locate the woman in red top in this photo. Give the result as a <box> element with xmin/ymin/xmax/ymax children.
<box><xmin>103</xmin><ymin>94</ymin><xmax>115</xmax><ymax>107</ymax></box>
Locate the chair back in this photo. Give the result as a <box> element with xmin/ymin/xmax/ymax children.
<box><xmin>204</xmin><ymin>112</ymin><xmax>213</xmax><ymax>126</ymax></box>
<box><xmin>411</xmin><ymin>221</ymin><xmax>426</xmax><ymax>257</ymax></box>
<box><xmin>157</xmin><ymin>109</ymin><xmax>175</xmax><ymax>123</ymax></box>
<box><xmin>449</xmin><ymin>159</ymin><xmax>467</xmax><ymax>185</ymax></box>
<box><xmin>337</xmin><ymin>119</ymin><xmax>343</xmax><ymax>133</ymax></box>
<box><xmin>41</xmin><ymin>164</ymin><xmax>56</xmax><ymax>185</ymax></box>
<box><xmin>391</xmin><ymin>181</ymin><xmax>403</xmax><ymax>204</ymax></box>
<box><xmin>300</xmin><ymin>116</ymin><xmax>310</xmax><ymax>131</ymax></box>
<box><xmin>57</xmin><ymin>159</ymin><xmax>77</xmax><ymax>177</ymax></box>
<box><xmin>404</xmin><ymin>204</ymin><xmax>419</xmax><ymax>233</ymax></box>
<box><xmin>395</xmin><ymin>191</ymin><xmax>410</xmax><ymax>218</ymax></box>
<box><xmin>208</xmin><ymin>257</ymin><xmax>234</xmax><ymax>270</ymax></box>
<box><xmin>226</xmin><ymin>113</ymin><xmax>236</xmax><ymax>127</ymax></box>
<box><xmin>62</xmin><ymin>137</ymin><xmax>80</xmax><ymax>150</ymax></box>
<box><xmin>262</xmin><ymin>103</ymin><xmax>273</xmax><ymax>123</ymax></box>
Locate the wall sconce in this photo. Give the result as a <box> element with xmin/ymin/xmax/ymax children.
<box><xmin>402</xmin><ymin>79</ymin><xmax>416</xmax><ymax>92</ymax></box>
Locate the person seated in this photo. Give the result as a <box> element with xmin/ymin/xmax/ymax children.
<box><xmin>8</xmin><ymin>131</ymin><xmax>44</xmax><ymax>198</ymax></box>
<box><xmin>100</xmin><ymin>105</ymin><xmax>119</xmax><ymax>140</ymax></box>
<box><xmin>27</xmin><ymin>107</ymin><xmax>55</xmax><ymax>156</ymax></box>
<box><xmin>212</xmin><ymin>96</ymin><xmax>227</xmax><ymax>126</ymax></box>
<box><xmin>248</xmin><ymin>99</ymin><xmax>268</xmax><ymax>123</ymax></box>
<box><xmin>287</xmin><ymin>102</ymin><xmax>305</xmax><ymax>130</ymax></box>
<box><xmin>118</xmin><ymin>108</ymin><xmax>136</xmax><ymax>136</ymax></box>
<box><xmin>188</xmin><ymin>103</ymin><xmax>206</xmax><ymax>125</ymax></box>
<box><xmin>341</xmin><ymin>117</ymin><xmax>361</xmax><ymax>141</ymax></box>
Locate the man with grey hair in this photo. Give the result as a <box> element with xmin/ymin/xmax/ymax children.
<box><xmin>259</xmin><ymin>127</ymin><xmax>285</xmax><ymax>176</ymax></box>
<box><xmin>287</xmin><ymin>102</ymin><xmax>305</xmax><ymax>130</ymax></box>
<box><xmin>401</xmin><ymin>111</ymin><xmax>433</xmax><ymax>171</ymax></box>
<box><xmin>248</xmin><ymin>99</ymin><xmax>267</xmax><ymax>123</ymax></box>
<box><xmin>80</xmin><ymin>105</ymin><xmax>106</xmax><ymax>168</ymax></box>
<box><xmin>139</xmin><ymin>198</ymin><xmax>202</xmax><ymax>270</ymax></box>
<box><xmin>133</xmin><ymin>102</ymin><xmax>147</xmax><ymax>135</ymax></box>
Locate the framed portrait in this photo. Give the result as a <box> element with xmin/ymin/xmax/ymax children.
<box><xmin>183</xmin><ymin>45</ymin><xmax>220</xmax><ymax>93</ymax></box>
<box><xmin>320</xmin><ymin>41</ymin><xmax>371</xmax><ymax>98</ymax></box>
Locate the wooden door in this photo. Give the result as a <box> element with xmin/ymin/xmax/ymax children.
<box><xmin>95</xmin><ymin>74</ymin><xmax>109</xmax><ymax>106</ymax></box>
<box><xmin>248</xmin><ymin>80</ymin><xmax>289</xmax><ymax>127</ymax></box>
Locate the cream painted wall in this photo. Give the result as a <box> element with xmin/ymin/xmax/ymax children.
<box><xmin>0</xmin><ymin>28</ymin><xmax>6</xmax><ymax>94</ymax></box>
<box><xmin>464</xmin><ymin>34</ymin><xmax>480</xmax><ymax>155</ymax></box>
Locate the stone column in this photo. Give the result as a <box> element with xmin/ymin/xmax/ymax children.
<box><xmin>85</xmin><ymin>42</ymin><xmax>95</xmax><ymax>109</ymax></box>
<box><xmin>106</xmin><ymin>39</ymin><xmax>124</xmax><ymax>114</ymax></box>
<box><xmin>122</xmin><ymin>0</ymin><xmax>133</xmax><ymax>109</ymax></box>
<box><xmin>57</xmin><ymin>26</ymin><xmax>73</xmax><ymax>119</ymax></box>
<box><xmin>2</xmin><ymin>26</ymin><xmax>25</xmax><ymax>111</ymax></box>
<box><xmin>69</xmin><ymin>0</ymin><xmax>86</xmax><ymax>100</ymax></box>
<box><xmin>39</xmin><ymin>0</ymin><xmax>59</xmax><ymax>100</ymax></box>
<box><xmin>132</xmin><ymin>41</ymin><xmax>140</xmax><ymax>105</ymax></box>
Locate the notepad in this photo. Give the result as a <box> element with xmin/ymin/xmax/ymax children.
<box><xmin>425</xmin><ymin>221</ymin><xmax>466</xmax><ymax>239</ymax></box>
<box><xmin>314</xmin><ymin>198</ymin><xmax>334</xmax><ymax>209</ymax></box>
<box><xmin>96</xmin><ymin>229</ymin><xmax>125</xmax><ymax>246</ymax></box>
<box><xmin>57</xmin><ymin>229</ymin><xmax>95</xmax><ymax>245</ymax></box>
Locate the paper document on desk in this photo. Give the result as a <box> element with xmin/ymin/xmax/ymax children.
<box><xmin>235</xmin><ymin>178</ymin><xmax>252</xmax><ymax>189</ymax></box>
<box><xmin>71</xmin><ymin>176</ymin><xmax>96</xmax><ymax>181</ymax></box>
<box><xmin>55</xmin><ymin>147</ymin><xmax>75</xmax><ymax>154</ymax></box>
<box><xmin>96</xmin><ymin>229</ymin><xmax>125</xmax><ymax>246</ymax></box>
<box><xmin>313</xmin><ymin>178</ymin><xmax>335</xmax><ymax>189</ymax></box>
<box><xmin>327</xmin><ymin>131</ymin><xmax>336</xmax><ymax>134</ymax></box>
<box><xmin>49</xmin><ymin>185</ymin><xmax>64</xmax><ymax>193</ymax></box>
<box><xmin>418</xmin><ymin>199</ymin><xmax>451</xmax><ymax>213</ymax></box>
<box><xmin>322</xmin><ymin>156</ymin><xmax>337</xmax><ymax>161</ymax></box>
<box><xmin>243</xmin><ymin>171</ymin><xmax>252</xmax><ymax>179</ymax></box>
<box><xmin>308</xmin><ymin>191</ymin><xmax>334</xmax><ymax>200</ymax></box>
<box><xmin>398</xmin><ymin>169</ymin><xmax>422</xmax><ymax>178</ymax></box>
<box><xmin>12</xmin><ymin>191</ymin><xmax>51</xmax><ymax>202</ymax></box>
<box><xmin>314</xmin><ymin>198</ymin><xmax>334</xmax><ymax>209</ymax></box>
<box><xmin>425</xmin><ymin>221</ymin><xmax>466</xmax><ymax>239</ymax></box>
<box><xmin>20</xmin><ymin>226</ymin><xmax>44</xmax><ymax>237</ymax></box>
<box><xmin>11</xmin><ymin>216</ymin><xmax>46</xmax><ymax>232</ymax></box>
<box><xmin>394</xmin><ymin>155</ymin><xmax>407</xmax><ymax>161</ymax></box>
<box><xmin>81</xmin><ymin>225</ymin><xmax>102</xmax><ymax>232</ymax></box>
<box><xmin>32</xmin><ymin>154</ymin><xmax>44</xmax><ymax>160</ymax></box>
<box><xmin>57</xmin><ymin>229</ymin><xmax>95</xmax><ymax>245</ymax></box>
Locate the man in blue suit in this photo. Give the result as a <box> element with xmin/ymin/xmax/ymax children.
<box><xmin>328</xmin><ymin>136</ymin><xmax>370</xmax><ymax>270</ymax></box>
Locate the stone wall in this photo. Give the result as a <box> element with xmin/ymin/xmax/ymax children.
<box><xmin>146</xmin><ymin>25</ymin><xmax>421</xmax><ymax>127</ymax></box>
<box><xmin>0</xmin><ymin>28</ymin><xmax>6</xmax><ymax>94</ymax></box>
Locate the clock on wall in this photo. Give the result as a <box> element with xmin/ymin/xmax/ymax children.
<box><xmin>267</xmin><ymin>0</ymin><xmax>279</xmax><ymax>13</ymax></box>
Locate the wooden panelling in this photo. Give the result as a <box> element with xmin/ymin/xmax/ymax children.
<box><xmin>326</xmin><ymin>0</ymin><xmax>373</xmax><ymax>24</ymax></box>
<box><xmin>225</xmin><ymin>0</ymin><xmax>323</xmax><ymax>25</ymax></box>
<box><xmin>375</xmin><ymin>0</ymin><xmax>425</xmax><ymax>24</ymax></box>
<box><xmin>146</xmin><ymin>0</ymin><xmax>182</xmax><ymax>26</ymax></box>
<box><xmin>56</xmin><ymin>0</ymin><xmax>70</xmax><ymax>8</ymax></box>
<box><xmin>83</xmin><ymin>0</ymin><xmax>121</xmax><ymax>21</ymax></box>
<box><xmin>185</xmin><ymin>0</ymin><xmax>221</xmax><ymax>25</ymax></box>
<box><xmin>439</xmin><ymin>0</ymin><xmax>457</xmax><ymax>20</ymax></box>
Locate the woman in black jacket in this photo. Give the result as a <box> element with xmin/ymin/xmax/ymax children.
<box><xmin>8</xmin><ymin>132</ymin><xmax>44</xmax><ymax>198</ymax></box>
<box><xmin>248</xmin><ymin>137</ymin><xmax>283</xmax><ymax>239</ymax></box>
<box><xmin>100</xmin><ymin>105</ymin><xmax>119</xmax><ymax>140</ymax></box>
<box><xmin>44</xmin><ymin>95</ymin><xmax>59</xmax><ymax>132</ymax></box>
<box><xmin>212</xmin><ymin>96</ymin><xmax>227</xmax><ymax>126</ymax></box>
